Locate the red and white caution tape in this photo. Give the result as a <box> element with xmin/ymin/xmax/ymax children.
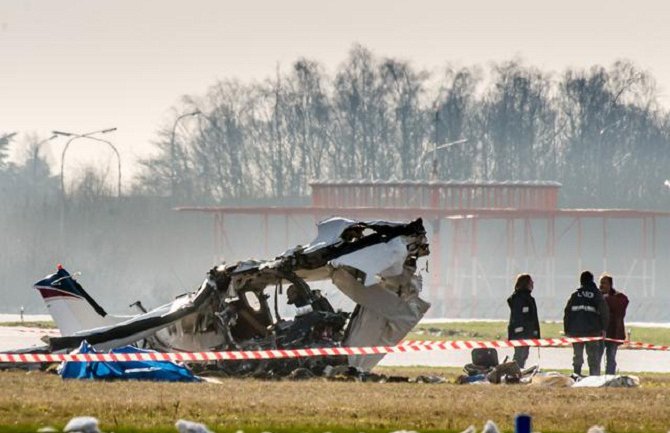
<box><xmin>0</xmin><ymin>345</ymin><xmax>425</xmax><ymax>364</ymax></box>
<box><xmin>404</xmin><ymin>337</ymin><xmax>600</xmax><ymax>348</ymax></box>
<box><xmin>400</xmin><ymin>337</ymin><xmax>600</xmax><ymax>349</ymax></box>
<box><xmin>0</xmin><ymin>336</ymin><xmax>619</xmax><ymax>364</ymax></box>
<box><xmin>404</xmin><ymin>337</ymin><xmax>670</xmax><ymax>351</ymax></box>
<box><xmin>563</xmin><ymin>337</ymin><xmax>670</xmax><ymax>352</ymax></box>
<box><xmin>615</xmin><ymin>340</ymin><xmax>670</xmax><ymax>351</ymax></box>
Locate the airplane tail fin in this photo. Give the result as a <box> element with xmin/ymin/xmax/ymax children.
<box><xmin>33</xmin><ymin>265</ymin><xmax>109</xmax><ymax>336</ymax></box>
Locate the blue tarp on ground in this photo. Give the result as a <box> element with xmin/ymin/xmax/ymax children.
<box><xmin>59</xmin><ymin>341</ymin><xmax>200</xmax><ymax>382</ymax></box>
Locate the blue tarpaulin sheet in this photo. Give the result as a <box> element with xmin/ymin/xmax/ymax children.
<box><xmin>59</xmin><ymin>341</ymin><xmax>200</xmax><ymax>382</ymax></box>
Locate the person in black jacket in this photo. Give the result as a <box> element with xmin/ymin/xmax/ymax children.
<box><xmin>507</xmin><ymin>273</ymin><xmax>540</xmax><ymax>368</ymax></box>
<box><xmin>563</xmin><ymin>270</ymin><xmax>609</xmax><ymax>376</ymax></box>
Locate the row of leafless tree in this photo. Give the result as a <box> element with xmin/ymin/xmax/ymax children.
<box><xmin>3</xmin><ymin>45</ymin><xmax>669</xmax><ymax>208</ymax></box>
<box><xmin>135</xmin><ymin>45</ymin><xmax>670</xmax><ymax>208</ymax></box>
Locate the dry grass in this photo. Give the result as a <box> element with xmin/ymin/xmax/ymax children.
<box><xmin>0</xmin><ymin>321</ymin><xmax>56</xmax><ymax>329</ymax></box>
<box><xmin>0</xmin><ymin>369</ymin><xmax>669</xmax><ymax>433</ymax></box>
<box><xmin>4</xmin><ymin>320</ymin><xmax>670</xmax><ymax>344</ymax></box>
<box><xmin>409</xmin><ymin>321</ymin><xmax>670</xmax><ymax>346</ymax></box>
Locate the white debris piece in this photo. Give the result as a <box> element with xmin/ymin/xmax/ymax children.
<box><xmin>36</xmin><ymin>427</ymin><xmax>58</xmax><ymax>433</ymax></box>
<box><xmin>175</xmin><ymin>419</ymin><xmax>214</xmax><ymax>433</ymax></box>
<box><xmin>587</xmin><ymin>426</ymin><xmax>607</xmax><ymax>433</ymax></box>
<box><xmin>63</xmin><ymin>416</ymin><xmax>100</xmax><ymax>433</ymax></box>
<box><xmin>330</xmin><ymin>236</ymin><xmax>409</xmax><ymax>286</ymax></box>
<box><xmin>482</xmin><ymin>420</ymin><xmax>501</xmax><ymax>433</ymax></box>
<box><xmin>301</xmin><ymin>217</ymin><xmax>356</xmax><ymax>254</ymax></box>
<box><xmin>455</xmin><ymin>422</ymin><xmax>500</xmax><ymax>433</ymax></box>
<box><xmin>572</xmin><ymin>375</ymin><xmax>640</xmax><ymax>388</ymax></box>
<box><xmin>531</xmin><ymin>372</ymin><xmax>575</xmax><ymax>387</ymax></box>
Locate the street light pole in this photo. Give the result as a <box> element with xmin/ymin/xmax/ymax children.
<box><xmin>414</xmin><ymin>138</ymin><xmax>469</xmax><ymax>180</ymax></box>
<box><xmin>432</xmin><ymin>138</ymin><xmax>469</xmax><ymax>180</ymax></box>
<box><xmin>170</xmin><ymin>111</ymin><xmax>200</xmax><ymax>198</ymax></box>
<box><xmin>426</xmin><ymin>109</ymin><xmax>469</xmax><ymax>180</ymax></box>
<box><xmin>54</xmin><ymin>127</ymin><xmax>117</xmax><ymax>200</ymax></box>
<box><xmin>82</xmin><ymin>135</ymin><xmax>122</xmax><ymax>197</ymax></box>
<box><xmin>53</xmin><ymin>127</ymin><xmax>117</xmax><ymax>250</ymax></box>
<box><xmin>432</xmin><ymin>111</ymin><xmax>439</xmax><ymax>180</ymax></box>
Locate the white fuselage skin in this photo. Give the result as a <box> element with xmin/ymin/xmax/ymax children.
<box><xmin>34</xmin><ymin>287</ymin><xmax>128</xmax><ymax>336</ymax></box>
<box><xmin>37</xmin><ymin>284</ymin><xmax>227</xmax><ymax>352</ymax></box>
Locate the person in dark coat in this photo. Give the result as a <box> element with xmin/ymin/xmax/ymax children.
<box><xmin>599</xmin><ymin>273</ymin><xmax>629</xmax><ymax>374</ymax></box>
<box><xmin>507</xmin><ymin>273</ymin><xmax>540</xmax><ymax>368</ymax></box>
<box><xmin>564</xmin><ymin>271</ymin><xmax>609</xmax><ymax>376</ymax></box>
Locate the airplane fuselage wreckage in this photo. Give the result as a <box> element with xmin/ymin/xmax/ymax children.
<box><xmin>32</xmin><ymin>218</ymin><xmax>430</xmax><ymax>376</ymax></box>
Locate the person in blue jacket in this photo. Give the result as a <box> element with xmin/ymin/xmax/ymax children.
<box><xmin>564</xmin><ymin>270</ymin><xmax>609</xmax><ymax>376</ymax></box>
<box><xmin>507</xmin><ymin>273</ymin><xmax>540</xmax><ymax>368</ymax></box>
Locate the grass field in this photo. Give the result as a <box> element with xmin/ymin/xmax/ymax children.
<box><xmin>1</xmin><ymin>322</ymin><xmax>669</xmax><ymax>432</ymax></box>
<box><xmin>0</xmin><ymin>368</ymin><xmax>668</xmax><ymax>433</ymax></box>
<box><xmin>3</xmin><ymin>319</ymin><xmax>668</xmax><ymax>345</ymax></box>
<box><xmin>0</xmin><ymin>321</ymin><xmax>56</xmax><ymax>329</ymax></box>
<box><xmin>408</xmin><ymin>321</ymin><xmax>670</xmax><ymax>345</ymax></box>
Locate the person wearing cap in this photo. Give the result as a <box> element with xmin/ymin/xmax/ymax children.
<box><xmin>507</xmin><ymin>273</ymin><xmax>540</xmax><ymax>368</ymax></box>
<box><xmin>563</xmin><ymin>270</ymin><xmax>609</xmax><ymax>376</ymax></box>
<box><xmin>599</xmin><ymin>273</ymin><xmax>629</xmax><ymax>374</ymax></box>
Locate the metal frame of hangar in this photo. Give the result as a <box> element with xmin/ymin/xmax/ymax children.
<box><xmin>177</xmin><ymin>180</ymin><xmax>670</xmax><ymax>315</ymax></box>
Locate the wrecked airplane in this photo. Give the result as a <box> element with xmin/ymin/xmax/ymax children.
<box><xmin>33</xmin><ymin>217</ymin><xmax>430</xmax><ymax>376</ymax></box>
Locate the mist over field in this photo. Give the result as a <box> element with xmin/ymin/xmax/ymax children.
<box><xmin>3</xmin><ymin>46</ymin><xmax>670</xmax><ymax>320</ymax></box>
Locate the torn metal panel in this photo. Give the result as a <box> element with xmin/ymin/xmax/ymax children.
<box><xmin>330</xmin><ymin>236</ymin><xmax>410</xmax><ymax>286</ymax></box>
<box><xmin>334</xmin><ymin>266</ymin><xmax>430</xmax><ymax>371</ymax></box>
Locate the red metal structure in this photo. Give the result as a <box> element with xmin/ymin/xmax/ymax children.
<box><xmin>178</xmin><ymin>180</ymin><xmax>670</xmax><ymax>318</ymax></box>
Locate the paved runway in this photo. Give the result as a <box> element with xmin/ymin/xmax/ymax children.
<box><xmin>0</xmin><ymin>326</ymin><xmax>55</xmax><ymax>352</ymax></box>
<box><xmin>1</xmin><ymin>315</ymin><xmax>668</xmax><ymax>373</ymax></box>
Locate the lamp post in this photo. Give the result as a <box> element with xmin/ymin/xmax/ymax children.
<box><xmin>53</xmin><ymin>127</ymin><xmax>117</xmax><ymax>199</ymax></box>
<box><xmin>414</xmin><ymin>138</ymin><xmax>469</xmax><ymax>180</ymax></box>
<box><xmin>413</xmin><ymin>106</ymin><xmax>470</xmax><ymax>179</ymax></box>
<box><xmin>170</xmin><ymin>111</ymin><xmax>200</xmax><ymax>198</ymax></box>
<box><xmin>81</xmin><ymin>135</ymin><xmax>122</xmax><ymax>197</ymax></box>
<box><xmin>53</xmin><ymin>127</ymin><xmax>117</xmax><ymax>249</ymax></box>
<box><xmin>430</xmin><ymin>138</ymin><xmax>468</xmax><ymax>180</ymax></box>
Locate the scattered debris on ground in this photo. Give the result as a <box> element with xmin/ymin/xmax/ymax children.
<box><xmin>35</xmin><ymin>416</ymin><xmax>623</xmax><ymax>433</ymax></box>
<box><xmin>457</xmin><ymin>348</ymin><xmax>640</xmax><ymax>388</ymax></box>
<box><xmin>63</xmin><ymin>417</ymin><xmax>100</xmax><ymax>433</ymax></box>
<box><xmin>572</xmin><ymin>374</ymin><xmax>640</xmax><ymax>388</ymax></box>
<box><xmin>175</xmin><ymin>419</ymin><xmax>213</xmax><ymax>433</ymax></box>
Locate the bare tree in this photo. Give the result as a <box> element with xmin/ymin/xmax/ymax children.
<box><xmin>333</xmin><ymin>44</ymin><xmax>387</xmax><ymax>179</ymax></box>
<box><xmin>133</xmin><ymin>46</ymin><xmax>670</xmax><ymax>209</ymax></box>
<box><xmin>434</xmin><ymin>66</ymin><xmax>481</xmax><ymax>179</ymax></box>
<box><xmin>379</xmin><ymin>58</ymin><xmax>428</xmax><ymax>179</ymax></box>
<box><xmin>481</xmin><ymin>60</ymin><xmax>557</xmax><ymax>181</ymax></box>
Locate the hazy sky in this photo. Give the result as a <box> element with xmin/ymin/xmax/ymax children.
<box><xmin>2</xmin><ymin>0</ymin><xmax>669</xmax><ymax>182</ymax></box>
